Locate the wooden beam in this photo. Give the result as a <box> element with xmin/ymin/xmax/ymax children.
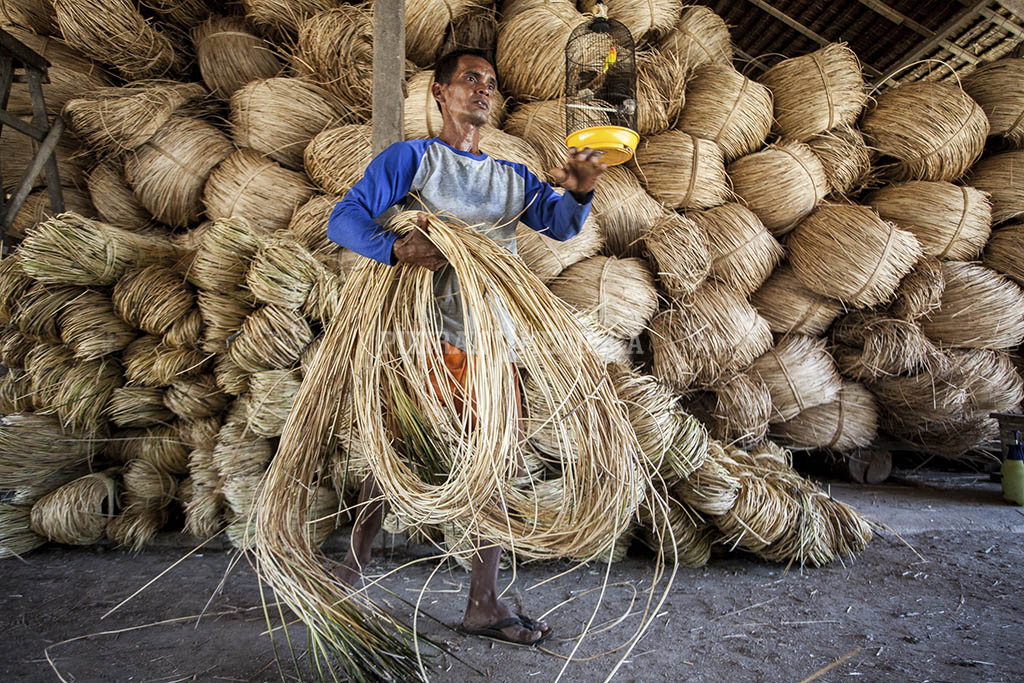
<box><xmin>0</xmin><ymin>27</ymin><xmax>49</xmax><ymax>71</ymax></box>
<box><xmin>2</xmin><ymin>116</ymin><xmax>64</xmax><ymax>233</ymax></box>
<box><xmin>980</xmin><ymin>6</ymin><xmax>1024</xmax><ymax>38</ymax></box>
<box><xmin>741</xmin><ymin>0</ymin><xmax>883</xmax><ymax>76</ymax></box>
<box><xmin>995</xmin><ymin>0</ymin><xmax>1024</xmax><ymax>19</ymax></box>
<box><xmin>857</xmin><ymin>0</ymin><xmax>982</xmax><ymax>63</ymax></box>
<box><xmin>372</xmin><ymin>0</ymin><xmax>405</xmax><ymax>156</ymax></box>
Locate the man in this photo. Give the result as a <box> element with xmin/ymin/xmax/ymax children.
<box><xmin>326</xmin><ymin>48</ymin><xmax>607</xmax><ymax>646</ymax></box>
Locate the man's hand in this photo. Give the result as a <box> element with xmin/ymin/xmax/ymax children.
<box><xmin>548</xmin><ymin>147</ymin><xmax>607</xmax><ymax>196</ymax></box>
<box><xmin>392</xmin><ymin>213</ymin><xmax>448</xmax><ymax>271</ymax></box>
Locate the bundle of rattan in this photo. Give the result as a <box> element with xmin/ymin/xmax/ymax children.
<box><xmin>691</xmin><ymin>371</ymin><xmax>772</xmax><ymax>449</ymax></box>
<box><xmin>500</xmin><ymin>99</ymin><xmax>567</xmax><ymax>174</ymax></box>
<box><xmin>231</xmin><ymin>77</ymin><xmax>347</xmax><ymax>171</ymax></box>
<box><xmin>750</xmin><ymin>334</ymin><xmax>843</xmax><ymax>423</ymax></box>
<box><xmin>729</xmin><ymin>140</ymin><xmax>828</xmax><ymax>235</ymax></box>
<box><xmin>633</xmin><ymin>130</ymin><xmax>729</xmax><ymax>210</ymax></box>
<box><xmin>886</xmin><ymin>257</ymin><xmax>946</xmax><ymax>321</ymax></box>
<box><xmin>1</xmin><ymin>121</ymin><xmax>86</xmax><ymax>194</ymax></box>
<box><xmin>179</xmin><ymin>416</ymin><xmax>222</xmax><ymax>453</ymax></box>
<box><xmin>29</xmin><ymin>471</ymin><xmax>117</xmax><ymax>545</ymax></box>
<box><xmin>0</xmin><ymin>327</ymin><xmax>34</xmax><ymax>369</ymax></box>
<box><xmin>641</xmin><ymin>497</ymin><xmax>714</xmax><ymax>568</ymax></box>
<box><xmin>574</xmin><ymin>313</ymin><xmax>631</xmax><ymax>365</ymax></box>
<box><xmin>478</xmin><ymin>126</ymin><xmax>548</xmax><ymax>178</ymax></box>
<box><xmin>692</xmin><ymin>203</ymin><xmax>783</xmax><ymax>296</ymax></box>
<box><xmin>63</xmin><ymin>81</ymin><xmax>205</xmax><ymax>156</ymax></box>
<box><xmin>106</xmin><ymin>423</ymin><xmax>189</xmax><ymax>473</ymax></box>
<box><xmin>714</xmin><ymin>471</ymin><xmax>796</xmax><ymax>555</ymax></box>
<box><xmin>867</xmin><ymin>364</ymin><xmax>969</xmax><ymax>428</ymax></box>
<box><xmin>213</xmin><ymin>354</ymin><xmax>251</xmax><ymax>396</ymax></box>
<box><xmin>0</xmin><ymin>369</ymin><xmax>33</xmax><ymax>414</ymax></box>
<box><xmin>962</xmin><ymin>57</ymin><xmax>1024</xmax><ymax>148</ymax></box>
<box><xmin>52</xmin><ymin>358</ymin><xmax>124</xmax><ymax>433</ymax></box>
<box><xmin>968</xmin><ymin>150</ymin><xmax>1024</xmax><ymax>225</ymax></box>
<box><xmin>19</xmin><ymin>213</ymin><xmax>179</xmax><ymax>287</ymax></box>
<box><xmin>442</xmin><ymin>0</ymin><xmax>497</xmax><ymax>55</ymax></box>
<box><xmin>832</xmin><ymin>312</ymin><xmax>944</xmax><ymax>381</ymax></box>
<box><xmin>164</xmin><ymin>374</ymin><xmax>228</xmax><ymax>420</ymax></box>
<box><xmin>301</xmin><ymin>269</ymin><xmax>345</xmax><ymax>325</ymax></box>
<box><xmin>142</xmin><ymin>0</ymin><xmax>212</xmax><ymax>29</ymax></box>
<box><xmin>952</xmin><ymin>348</ymin><xmax>1024</xmax><ymax>414</ymax></box>
<box><xmin>12</xmin><ymin>283</ymin><xmax>82</xmax><ymax>343</ymax></box>
<box><xmin>286</xmin><ymin>194</ymin><xmax>343</xmax><ymax>256</ymax></box>
<box><xmin>187</xmin><ymin>218</ymin><xmax>264</xmax><ymax>293</ymax></box>
<box><xmin>192</xmin><ymin>15</ymin><xmax>282</xmax><ymax>100</ymax></box>
<box><xmin>650</xmin><ymin>283</ymin><xmax>773</xmax><ymax>391</ymax></box>
<box><xmin>86</xmin><ymin>159</ymin><xmax>155</xmax><ymax>231</ymax></box>
<box><xmin>57</xmin><ymin>289</ymin><xmax>137</xmax><ymax>360</ymax></box>
<box><xmin>866</xmin><ymin>181</ymin><xmax>991</xmax><ymax>260</ymax></box>
<box><xmin>404</xmin><ymin>69</ymin><xmax>505</xmax><ymax>140</ymax></box>
<box><xmin>633</xmin><ymin>48</ymin><xmax>687</xmax><ymax>137</ymax></box>
<box><xmin>0</xmin><ymin>254</ymin><xmax>32</xmax><ymax>325</ymax></box>
<box><xmin>202</xmin><ymin>151</ymin><xmax>315</xmax><ymax>234</ymax></box>
<box><xmin>303</xmin><ymin>124</ymin><xmax>374</xmax><ymax>196</ymax></box>
<box><xmin>107</xmin><ymin>386</ymin><xmax>175</xmax><ymax>427</ymax></box>
<box><xmin>182</xmin><ymin>446</ymin><xmax>225</xmax><ymax>538</ymax></box>
<box><xmin>549</xmin><ymin>255</ymin><xmax>658</xmax><ymax>339</ymax></box>
<box><xmin>164</xmin><ymin>308</ymin><xmax>203</xmax><ymax>351</ymax></box>
<box><xmin>0</xmin><ymin>0</ymin><xmax>57</xmax><ymax>35</ymax></box>
<box><xmin>228</xmin><ymin>305</ymin><xmax>313</xmax><ymax>373</ymax></box>
<box><xmin>243</xmin><ymin>368</ymin><xmax>301</xmax><ymax>437</ymax></box>
<box><xmin>3</xmin><ymin>27</ymin><xmax>110</xmax><ymax>116</ymax></box>
<box><xmin>122</xmin><ymin>335</ymin><xmax>208</xmax><ymax>386</ymax></box>
<box><xmin>112</xmin><ymin>265</ymin><xmax>196</xmax><ymax>336</ymax></box>
<box><xmin>676</xmin><ymin>65</ymin><xmax>772</xmax><ymax>162</ymax></box>
<box><xmin>807</xmin><ymin>125</ymin><xmax>871</xmax><ymax>197</ymax></box>
<box><xmin>643</xmin><ymin>210</ymin><xmax>711</xmax><ymax>299</ymax></box>
<box><xmin>886</xmin><ymin>414</ymin><xmax>1000</xmax><ymax>461</ymax></box>
<box><xmin>124</xmin><ymin>116</ymin><xmax>234</xmax><ymax>228</ymax></box>
<box><xmin>673</xmin><ymin>441</ymin><xmax>740</xmax><ymax>517</ymax></box>
<box><xmin>403</xmin><ymin>0</ymin><xmax>477</xmax><ymax>66</ymax></box>
<box><xmin>496</xmin><ymin>3</ymin><xmax>584</xmax><ymax>101</ymax></box>
<box><xmin>227</xmin><ymin>479</ymin><xmax>338</xmax><ymax>550</ymax></box>
<box><xmin>861</xmin><ymin>81</ymin><xmax>989</xmax><ymax>183</ymax></box>
<box><xmin>788</xmin><ymin>204</ymin><xmax>923</xmax><ymax>308</ymax></box>
<box><xmin>239</xmin><ymin>0</ymin><xmax>337</xmax><ymax>38</ymax></box>
<box><xmin>213</xmin><ymin>403</ymin><xmax>274</xmax><ymax>480</ymax></box>
<box><xmin>0</xmin><ymin>503</ymin><xmax>47</xmax><ymax>559</ymax></box>
<box><xmin>591</xmin><ymin>166</ymin><xmax>665</xmax><ymax>257</ymax></box>
<box><xmin>515</xmin><ymin>214</ymin><xmax>603</xmax><ymax>283</ymax></box>
<box><xmin>920</xmin><ymin>261</ymin><xmax>1024</xmax><ymax>349</ymax></box>
<box><xmin>107</xmin><ymin>459</ymin><xmax>177</xmax><ymax>550</ymax></box>
<box><xmin>590</xmin><ymin>0</ymin><xmax>679</xmax><ymax>44</ymax></box>
<box><xmin>246</xmin><ymin>237</ymin><xmax>323</xmax><ymax>310</ymax></box>
<box><xmin>0</xmin><ymin>413</ymin><xmax>100</xmax><ymax>494</ymax></box>
<box><xmin>24</xmin><ymin>343</ymin><xmax>76</xmax><ymax>411</ymax></box>
<box><xmin>657</xmin><ymin>5</ymin><xmax>731</xmax><ymax>76</ymax></box>
<box><xmin>771</xmin><ymin>382</ymin><xmax>878</xmax><ymax>451</ymax></box>
<box><xmin>984</xmin><ymin>223</ymin><xmax>1024</xmax><ymax>288</ymax></box>
<box><xmin>758</xmin><ymin>43</ymin><xmax>865</xmax><ymax>141</ymax></box>
<box><xmin>9</xmin><ymin>187</ymin><xmax>96</xmax><ymax>241</ymax></box>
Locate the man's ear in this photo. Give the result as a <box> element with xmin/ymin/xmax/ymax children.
<box><xmin>431</xmin><ymin>81</ymin><xmax>445</xmax><ymax>107</ymax></box>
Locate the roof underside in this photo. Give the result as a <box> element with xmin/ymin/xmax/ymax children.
<box><xmin>703</xmin><ymin>0</ymin><xmax>1024</xmax><ymax>89</ymax></box>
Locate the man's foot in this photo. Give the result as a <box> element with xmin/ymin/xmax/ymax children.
<box><xmin>462</xmin><ymin>600</ymin><xmax>551</xmax><ymax>645</ymax></box>
<box><xmin>331</xmin><ymin>557</ymin><xmax>363</xmax><ymax>588</ymax></box>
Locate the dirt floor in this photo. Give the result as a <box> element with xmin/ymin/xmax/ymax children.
<box><xmin>3</xmin><ymin>473</ymin><xmax>1023</xmax><ymax>683</ymax></box>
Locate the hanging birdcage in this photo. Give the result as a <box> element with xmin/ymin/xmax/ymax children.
<box><xmin>564</xmin><ymin>2</ymin><xmax>639</xmax><ymax>166</ymax></box>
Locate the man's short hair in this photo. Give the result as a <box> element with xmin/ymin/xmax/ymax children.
<box><xmin>433</xmin><ymin>48</ymin><xmax>494</xmax><ymax>86</ymax></box>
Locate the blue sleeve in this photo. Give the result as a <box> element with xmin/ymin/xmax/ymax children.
<box><xmin>326</xmin><ymin>141</ymin><xmax>424</xmax><ymax>265</ymax></box>
<box><xmin>515</xmin><ymin>164</ymin><xmax>593</xmax><ymax>242</ymax></box>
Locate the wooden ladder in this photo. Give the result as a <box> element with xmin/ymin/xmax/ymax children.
<box><xmin>0</xmin><ymin>27</ymin><xmax>65</xmax><ymax>244</ymax></box>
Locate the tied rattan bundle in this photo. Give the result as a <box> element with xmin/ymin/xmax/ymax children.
<box><xmin>952</xmin><ymin>349</ymin><xmax>1024</xmax><ymax>414</ymax></box>
<box><xmin>758</xmin><ymin>43</ymin><xmax>866</xmax><ymax>141</ymax></box>
<box><xmin>246</xmin><ymin>237</ymin><xmax>323</xmax><ymax>310</ymax></box>
<box><xmin>188</xmin><ymin>217</ymin><xmax>264</xmax><ymax>292</ymax></box>
<box><xmin>515</xmin><ymin>214</ymin><xmax>603</xmax><ymax>283</ymax></box>
<box><xmin>962</xmin><ymin>57</ymin><xmax>1024</xmax><ymax>147</ymax></box>
<box><xmin>192</xmin><ymin>15</ymin><xmax>282</xmax><ymax>100</ymax></box>
<box><xmin>657</xmin><ymin>5</ymin><xmax>731</xmax><ymax>76</ymax></box>
<box><xmin>501</xmin><ymin>98</ymin><xmax>567</xmax><ymax>173</ymax></box>
<box><xmin>8</xmin><ymin>187</ymin><xmax>96</xmax><ymax>241</ymax></box>
<box><xmin>286</xmin><ymin>193</ymin><xmax>343</xmax><ymax>255</ymax></box>
<box><xmin>0</xmin><ymin>1</ymin><xmax>57</xmax><ymax>36</ymax></box>
<box><xmin>214</xmin><ymin>355</ymin><xmax>250</xmax><ymax>396</ymax></box>
<box><xmin>633</xmin><ymin>48</ymin><xmax>687</xmax><ymax>137</ymax></box>
<box><xmin>575</xmin><ymin>313</ymin><xmax>631</xmax><ymax>365</ymax></box>
<box><xmin>728</xmin><ymin>140</ymin><xmax>828</xmax><ymax>235</ymax></box>
<box><xmin>442</xmin><ymin>1</ymin><xmax>497</xmax><ymax>54</ymax></box>
<box><xmin>677</xmin><ymin>65</ymin><xmax>773</xmax><ymax>162</ymax></box>
<box><xmin>0</xmin><ymin>503</ymin><xmax>46</xmax><ymax>559</ymax></box>
<box><xmin>29</xmin><ymin>472</ymin><xmax>117</xmax><ymax>545</ymax></box>
<box><xmin>643</xmin><ymin>210</ymin><xmax>711</xmax><ymax>299</ymax></box>
<box><xmin>832</xmin><ymin>312</ymin><xmax>944</xmax><ymax>381</ymax></box>
<box><xmin>53</xmin><ymin>358</ymin><xmax>124</xmax><ymax>433</ymax></box>
<box><xmin>591</xmin><ymin>166</ymin><xmax>665</xmax><ymax>257</ymax></box>
<box><xmin>164</xmin><ymin>375</ymin><xmax>229</xmax><ymax>420</ymax></box>
<box><xmin>749</xmin><ymin>334</ymin><xmax>843</xmax><ymax>423</ymax></box>
<box><xmin>478</xmin><ymin>126</ymin><xmax>548</xmax><ymax>179</ymax></box>
<box><xmin>0</xmin><ymin>254</ymin><xmax>32</xmax><ymax>325</ymax></box>
<box><xmin>866</xmin><ymin>181</ymin><xmax>992</xmax><ymax>260</ymax></box>
<box><xmin>58</xmin><ymin>289</ymin><xmax>137</xmax><ymax>360</ymax></box>
<box><xmin>0</xmin><ymin>369</ymin><xmax>34</xmax><ymax>414</ymax></box>
<box><xmin>861</xmin><ymin>81</ymin><xmax>989</xmax><ymax>183</ymax></box>
<box><xmin>63</xmin><ymin>81</ymin><xmax>205</xmax><ymax>156</ymax></box>
<box><xmin>496</xmin><ymin>3</ymin><xmax>584</xmax><ymax>101</ymax></box>
<box><xmin>549</xmin><ymin>255</ymin><xmax>659</xmax><ymax>339</ymax></box>
<box><xmin>86</xmin><ymin>159</ymin><xmax>154</xmax><ymax>231</ymax></box>
<box><xmin>124</xmin><ymin>116</ymin><xmax>234</xmax><ymax>228</ymax></box>
<box><xmin>231</xmin><ymin>77</ymin><xmax>347</xmax><ymax>171</ymax></box>
<box><xmin>228</xmin><ymin>305</ymin><xmax>313</xmax><ymax>373</ymax></box>
<box><xmin>179</xmin><ymin>416</ymin><xmax>222</xmax><ymax>453</ymax></box>
<box><xmin>644</xmin><ymin>498</ymin><xmax>714</xmax><ymax>568</ymax></box>
<box><xmin>3</xmin><ymin>27</ymin><xmax>111</xmax><ymax>117</ymax></box>
<box><xmin>696</xmin><ymin>371</ymin><xmax>773</xmax><ymax>448</ymax></box>
<box><xmin>968</xmin><ymin>150</ymin><xmax>1024</xmax><ymax>225</ymax></box>
<box><xmin>594</xmin><ymin>0</ymin><xmax>680</xmax><ymax>44</ymax></box>
<box><xmin>14</xmin><ymin>283</ymin><xmax>85</xmax><ymax>344</ymax></box>
<box><xmin>24</xmin><ymin>343</ymin><xmax>76</xmax><ymax>411</ymax></box>
<box><xmin>107</xmin><ymin>386</ymin><xmax>175</xmax><ymax>427</ymax></box>
<box><xmin>0</xmin><ymin>327</ymin><xmax>35</xmax><ymax>369</ymax></box>
<box><xmin>405</xmin><ymin>0</ymin><xmax>477</xmax><ymax>66</ymax></box>
<box><xmin>920</xmin><ymin>261</ymin><xmax>1024</xmax><ymax>350</ymax></box>
<box><xmin>867</xmin><ymin>364</ymin><xmax>969</xmax><ymax>430</ymax></box>
<box><xmin>108</xmin><ymin>459</ymin><xmax>177</xmax><ymax>550</ymax></box>
<box><xmin>692</xmin><ymin>203</ymin><xmax>783</xmax><ymax>297</ymax></box>
<box><xmin>107</xmin><ymin>424</ymin><xmax>190</xmax><ymax>473</ymax></box>
<box><xmin>984</xmin><ymin>223</ymin><xmax>1024</xmax><ymax>288</ymax></box>
<box><xmin>633</xmin><ymin>130</ymin><xmax>730</xmax><ymax>210</ymax></box>
<box><xmin>113</xmin><ymin>265</ymin><xmax>196</xmax><ymax>336</ymax></box>
<box><xmin>650</xmin><ymin>282</ymin><xmax>773</xmax><ymax>391</ymax></box>
<box><xmin>244</xmin><ymin>368</ymin><xmax>302</xmax><ymax>437</ymax></box>
<box><xmin>199</xmin><ymin>290</ymin><xmax>254</xmax><ymax>353</ymax></box>
<box><xmin>0</xmin><ymin>413</ymin><xmax>100</xmax><ymax>494</ymax></box>
<box><xmin>1</xmin><ymin>120</ymin><xmax>86</xmax><ymax>195</ymax></box>
<box><xmin>713</xmin><ymin>470</ymin><xmax>795</xmax><ymax>556</ymax></box>
<box><xmin>202</xmin><ymin>151</ymin><xmax>314</xmax><ymax>234</ymax></box>
<box><xmin>887</xmin><ymin>257</ymin><xmax>946</xmax><ymax>321</ymax></box>
<box><xmin>19</xmin><ymin>213</ymin><xmax>180</xmax><ymax>287</ymax></box>
<box><xmin>807</xmin><ymin>125</ymin><xmax>871</xmax><ymax>197</ymax></box>
<box><xmin>771</xmin><ymin>382</ymin><xmax>878</xmax><ymax>452</ymax></box>
<box><xmin>182</xmin><ymin>446</ymin><xmax>224</xmax><ymax>538</ymax></box>
<box><xmin>673</xmin><ymin>441</ymin><xmax>740</xmax><ymax>517</ymax></box>
<box><xmin>303</xmin><ymin>124</ymin><xmax>374</xmax><ymax>196</ymax></box>
<box><xmin>404</xmin><ymin>70</ymin><xmax>505</xmax><ymax>140</ymax></box>
<box><xmin>213</xmin><ymin>405</ymin><xmax>273</xmax><ymax>480</ymax></box>
<box><xmin>240</xmin><ymin>0</ymin><xmax>337</xmax><ymax>38</ymax></box>
<box><xmin>122</xmin><ymin>335</ymin><xmax>208</xmax><ymax>387</ymax></box>
<box><xmin>53</xmin><ymin>0</ymin><xmax>182</xmax><ymax>80</ymax></box>
<box><xmin>302</xmin><ymin>269</ymin><xmax>345</xmax><ymax>324</ymax></box>
<box><xmin>164</xmin><ymin>309</ymin><xmax>203</xmax><ymax>350</ymax></box>
<box><xmin>788</xmin><ymin>204</ymin><xmax>923</xmax><ymax>308</ymax></box>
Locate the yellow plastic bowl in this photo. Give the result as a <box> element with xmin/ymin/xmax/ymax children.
<box><xmin>566</xmin><ymin>125</ymin><xmax>639</xmax><ymax>166</ymax></box>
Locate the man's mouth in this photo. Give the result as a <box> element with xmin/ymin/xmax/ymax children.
<box><xmin>473</xmin><ymin>99</ymin><xmax>489</xmax><ymax>110</ymax></box>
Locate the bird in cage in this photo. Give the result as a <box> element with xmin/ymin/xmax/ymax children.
<box><xmin>576</xmin><ymin>44</ymin><xmax>618</xmax><ymax>100</ymax></box>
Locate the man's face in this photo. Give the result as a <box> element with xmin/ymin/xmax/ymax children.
<box><xmin>433</xmin><ymin>55</ymin><xmax>498</xmax><ymax>128</ymax></box>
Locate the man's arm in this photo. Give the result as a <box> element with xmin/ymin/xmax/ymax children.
<box><xmin>519</xmin><ymin>147</ymin><xmax>607</xmax><ymax>242</ymax></box>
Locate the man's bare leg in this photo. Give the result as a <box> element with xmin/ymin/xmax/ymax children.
<box><xmin>462</xmin><ymin>541</ymin><xmax>548</xmax><ymax>643</ymax></box>
<box><xmin>334</xmin><ymin>475</ymin><xmax>385</xmax><ymax>586</ymax></box>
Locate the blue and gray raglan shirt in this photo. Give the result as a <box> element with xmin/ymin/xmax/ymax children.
<box><xmin>327</xmin><ymin>137</ymin><xmax>593</xmax><ymax>350</ymax></box>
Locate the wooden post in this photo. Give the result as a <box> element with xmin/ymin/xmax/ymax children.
<box><xmin>372</xmin><ymin>0</ymin><xmax>405</xmax><ymax>156</ymax></box>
